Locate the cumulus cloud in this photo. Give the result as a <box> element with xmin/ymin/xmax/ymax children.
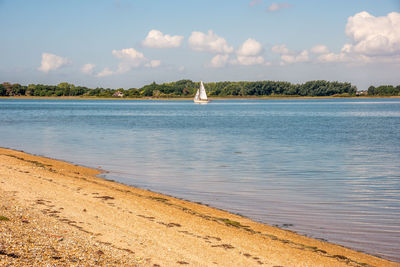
<box><xmin>189</xmin><ymin>32</ymin><xmax>268</xmax><ymax>67</ymax></box>
<box><xmin>237</xmin><ymin>38</ymin><xmax>263</xmax><ymax>56</ymax></box>
<box><xmin>316</xmin><ymin>11</ymin><xmax>400</xmax><ymax>63</ymax></box>
<box><xmin>345</xmin><ymin>11</ymin><xmax>400</xmax><ymax>57</ymax></box>
<box><xmin>112</xmin><ymin>48</ymin><xmax>147</xmax><ymax>67</ymax></box>
<box><xmin>310</xmin><ymin>45</ymin><xmax>329</xmax><ymax>54</ymax></box>
<box><xmin>96</xmin><ymin>68</ymin><xmax>114</xmax><ymax>77</ymax></box>
<box><xmin>317</xmin><ymin>52</ymin><xmax>348</xmax><ymax>63</ymax></box>
<box><xmin>271</xmin><ymin>44</ymin><xmax>309</xmax><ymax>64</ymax></box>
<box><xmin>142</xmin><ymin>29</ymin><xmax>184</xmax><ymax>48</ymax></box>
<box><xmin>267</xmin><ymin>2</ymin><xmax>291</xmax><ymax>12</ymax></box>
<box><xmin>316</xmin><ymin>48</ymin><xmax>371</xmax><ymax>63</ymax></box>
<box><xmin>81</xmin><ymin>63</ymin><xmax>95</xmax><ymax>75</ymax></box>
<box><xmin>95</xmin><ymin>48</ymin><xmax>161</xmax><ymax>77</ymax></box>
<box><xmin>207</xmin><ymin>38</ymin><xmax>269</xmax><ymax>67</ymax></box>
<box><xmin>234</xmin><ymin>55</ymin><xmax>265</xmax><ymax>66</ymax></box>
<box><xmin>111</xmin><ymin>48</ymin><xmax>161</xmax><ymax>73</ymax></box>
<box><xmin>232</xmin><ymin>38</ymin><xmax>266</xmax><ymax>65</ymax></box>
<box><xmin>38</xmin><ymin>53</ymin><xmax>70</xmax><ymax>73</ymax></box>
<box><xmin>146</xmin><ymin>60</ymin><xmax>161</xmax><ymax>68</ymax></box>
<box><xmin>188</xmin><ymin>30</ymin><xmax>234</xmax><ymax>54</ymax></box>
<box><xmin>271</xmin><ymin>44</ymin><xmax>289</xmax><ymax>54</ymax></box>
<box><xmin>210</xmin><ymin>54</ymin><xmax>230</xmax><ymax>68</ymax></box>
<box><xmin>281</xmin><ymin>50</ymin><xmax>309</xmax><ymax>64</ymax></box>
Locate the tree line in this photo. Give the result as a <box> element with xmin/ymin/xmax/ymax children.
<box><xmin>368</xmin><ymin>85</ymin><xmax>400</xmax><ymax>96</ymax></box>
<box><xmin>1</xmin><ymin>80</ymin><xmax>399</xmax><ymax>98</ymax></box>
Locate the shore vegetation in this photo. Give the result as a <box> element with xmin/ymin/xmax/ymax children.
<box><xmin>1</xmin><ymin>80</ymin><xmax>399</xmax><ymax>98</ymax></box>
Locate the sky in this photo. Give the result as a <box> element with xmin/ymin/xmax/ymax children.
<box><xmin>0</xmin><ymin>0</ymin><xmax>399</xmax><ymax>90</ymax></box>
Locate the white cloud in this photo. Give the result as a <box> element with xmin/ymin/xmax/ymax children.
<box><xmin>111</xmin><ymin>48</ymin><xmax>160</xmax><ymax>73</ymax></box>
<box><xmin>234</xmin><ymin>55</ymin><xmax>265</xmax><ymax>66</ymax></box>
<box><xmin>96</xmin><ymin>68</ymin><xmax>114</xmax><ymax>77</ymax></box>
<box><xmin>316</xmin><ymin>11</ymin><xmax>400</xmax><ymax>63</ymax></box>
<box><xmin>142</xmin><ymin>29</ymin><xmax>184</xmax><ymax>48</ymax></box>
<box><xmin>237</xmin><ymin>38</ymin><xmax>263</xmax><ymax>56</ymax></box>
<box><xmin>271</xmin><ymin>44</ymin><xmax>289</xmax><ymax>54</ymax></box>
<box><xmin>231</xmin><ymin>38</ymin><xmax>266</xmax><ymax>66</ymax></box>
<box><xmin>310</xmin><ymin>45</ymin><xmax>329</xmax><ymax>54</ymax></box>
<box><xmin>190</xmin><ymin>32</ymin><xmax>268</xmax><ymax>67</ymax></box>
<box><xmin>267</xmin><ymin>2</ymin><xmax>291</xmax><ymax>12</ymax></box>
<box><xmin>317</xmin><ymin>50</ymin><xmax>371</xmax><ymax>63</ymax></box>
<box><xmin>146</xmin><ymin>60</ymin><xmax>161</xmax><ymax>68</ymax></box>
<box><xmin>345</xmin><ymin>11</ymin><xmax>400</xmax><ymax>57</ymax></box>
<box><xmin>317</xmin><ymin>53</ymin><xmax>344</xmax><ymax>63</ymax></box>
<box><xmin>112</xmin><ymin>48</ymin><xmax>147</xmax><ymax>68</ymax></box>
<box><xmin>38</xmin><ymin>53</ymin><xmax>70</xmax><ymax>73</ymax></box>
<box><xmin>81</xmin><ymin>63</ymin><xmax>95</xmax><ymax>75</ymax></box>
<box><xmin>188</xmin><ymin>30</ymin><xmax>234</xmax><ymax>54</ymax></box>
<box><xmin>96</xmin><ymin>48</ymin><xmax>161</xmax><ymax>77</ymax></box>
<box><xmin>210</xmin><ymin>54</ymin><xmax>230</xmax><ymax>68</ymax></box>
<box><xmin>272</xmin><ymin>44</ymin><xmax>309</xmax><ymax>64</ymax></box>
<box><xmin>281</xmin><ymin>50</ymin><xmax>309</xmax><ymax>64</ymax></box>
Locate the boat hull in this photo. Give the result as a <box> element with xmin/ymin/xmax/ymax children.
<box><xmin>194</xmin><ymin>99</ymin><xmax>209</xmax><ymax>104</ymax></box>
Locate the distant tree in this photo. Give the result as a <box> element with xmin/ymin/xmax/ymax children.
<box><xmin>126</xmin><ymin>88</ymin><xmax>140</xmax><ymax>97</ymax></box>
<box><xmin>141</xmin><ymin>82</ymin><xmax>160</xmax><ymax>96</ymax></box>
<box><xmin>26</xmin><ymin>84</ymin><xmax>36</xmax><ymax>96</ymax></box>
<box><xmin>368</xmin><ymin>86</ymin><xmax>375</xmax><ymax>96</ymax></box>
<box><xmin>2</xmin><ymin>82</ymin><xmax>13</xmax><ymax>96</ymax></box>
<box><xmin>0</xmin><ymin>84</ymin><xmax>5</xmax><ymax>96</ymax></box>
<box><xmin>368</xmin><ymin>85</ymin><xmax>400</xmax><ymax>96</ymax></box>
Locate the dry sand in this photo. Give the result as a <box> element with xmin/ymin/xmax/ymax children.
<box><xmin>0</xmin><ymin>147</ymin><xmax>397</xmax><ymax>266</ymax></box>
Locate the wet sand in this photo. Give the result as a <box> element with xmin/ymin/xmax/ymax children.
<box><xmin>0</xmin><ymin>147</ymin><xmax>397</xmax><ymax>266</ymax></box>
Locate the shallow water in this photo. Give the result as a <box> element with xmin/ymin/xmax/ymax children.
<box><xmin>1</xmin><ymin>98</ymin><xmax>399</xmax><ymax>261</ymax></box>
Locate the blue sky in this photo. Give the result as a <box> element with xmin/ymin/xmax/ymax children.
<box><xmin>0</xmin><ymin>0</ymin><xmax>399</xmax><ymax>90</ymax></box>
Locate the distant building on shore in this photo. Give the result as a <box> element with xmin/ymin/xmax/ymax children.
<box><xmin>356</xmin><ymin>90</ymin><xmax>368</xmax><ymax>96</ymax></box>
<box><xmin>113</xmin><ymin>91</ymin><xmax>124</xmax><ymax>97</ymax></box>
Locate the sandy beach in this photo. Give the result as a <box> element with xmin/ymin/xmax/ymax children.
<box><xmin>0</xmin><ymin>147</ymin><xmax>397</xmax><ymax>266</ymax></box>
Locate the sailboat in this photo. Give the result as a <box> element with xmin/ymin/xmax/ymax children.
<box><xmin>194</xmin><ymin>81</ymin><xmax>209</xmax><ymax>104</ymax></box>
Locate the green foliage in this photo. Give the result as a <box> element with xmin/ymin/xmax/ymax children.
<box><xmin>0</xmin><ymin>84</ymin><xmax>5</xmax><ymax>96</ymax></box>
<box><xmin>0</xmin><ymin>82</ymin><xmax>27</xmax><ymax>96</ymax></box>
<box><xmin>368</xmin><ymin>85</ymin><xmax>400</xmax><ymax>96</ymax></box>
<box><xmin>1</xmin><ymin>80</ymin><xmax>399</xmax><ymax>98</ymax></box>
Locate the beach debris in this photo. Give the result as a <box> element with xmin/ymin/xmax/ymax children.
<box><xmin>211</xmin><ymin>244</ymin><xmax>235</xmax><ymax>250</ymax></box>
<box><xmin>93</xmin><ymin>195</ymin><xmax>115</xmax><ymax>200</ymax></box>
<box><xmin>0</xmin><ymin>215</ymin><xmax>10</xmax><ymax>221</ymax></box>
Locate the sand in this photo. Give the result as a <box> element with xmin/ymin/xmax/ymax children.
<box><xmin>0</xmin><ymin>147</ymin><xmax>397</xmax><ymax>266</ymax></box>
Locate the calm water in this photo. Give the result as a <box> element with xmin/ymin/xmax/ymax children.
<box><xmin>1</xmin><ymin>98</ymin><xmax>399</xmax><ymax>261</ymax></box>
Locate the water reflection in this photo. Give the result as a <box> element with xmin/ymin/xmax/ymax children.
<box><xmin>0</xmin><ymin>98</ymin><xmax>399</xmax><ymax>261</ymax></box>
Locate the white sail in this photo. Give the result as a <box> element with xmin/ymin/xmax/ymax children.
<box><xmin>194</xmin><ymin>89</ymin><xmax>200</xmax><ymax>100</ymax></box>
<box><xmin>199</xmin><ymin>81</ymin><xmax>208</xmax><ymax>100</ymax></box>
<box><xmin>194</xmin><ymin>81</ymin><xmax>209</xmax><ymax>104</ymax></box>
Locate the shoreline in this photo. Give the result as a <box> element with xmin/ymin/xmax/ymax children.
<box><xmin>0</xmin><ymin>147</ymin><xmax>398</xmax><ymax>266</ymax></box>
<box><xmin>1</xmin><ymin>95</ymin><xmax>400</xmax><ymax>100</ymax></box>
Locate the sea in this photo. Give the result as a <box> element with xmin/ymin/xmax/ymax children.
<box><xmin>1</xmin><ymin>98</ymin><xmax>399</xmax><ymax>261</ymax></box>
